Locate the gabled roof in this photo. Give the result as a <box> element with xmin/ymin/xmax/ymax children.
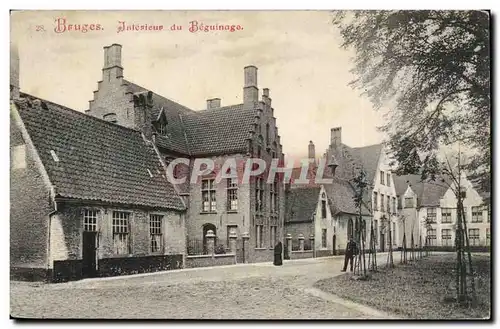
<box><xmin>349</xmin><ymin>144</ymin><xmax>383</xmax><ymax>186</ymax></box>
<box><xmin>124</xmin><ymin>80</ymin><xmax>256</xmax><ymax>157</ymax></box>
<box><xmin>324</xmin><ymin>178</ymin><xmax>371</xmax><ymax>216</ymax></box>
<box><xmin>285</xmin><ymin>187</ymin><xmax>321</xmax><ymax>223</ymax></box>
<box><xmin>181</xmin><ymin>104</ymin><xmax>255</xmax><ymax>155</ymax></box>
<box><xmin>393</xmin><ymin>174</ymin><xmax>424</xmax><ymax>197</ymax></box>
<box><xmin>14</xmin><ymin>93</ymin><xmax>185</xmax><ymax>211</ymax></box>
<box><xmin>124</xmin><ymin>80</ymin><xmax>193</xmax><ymax>155</ymax></box>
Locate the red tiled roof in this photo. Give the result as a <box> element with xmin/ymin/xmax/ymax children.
<box><xmin>14</xmin><ymin>93</ymin><xmax>185</xmax><ymax>211</ymax></box>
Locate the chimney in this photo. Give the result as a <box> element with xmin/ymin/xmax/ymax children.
<box><xmin>330</xmin><ymin>127</ymin><xmax>342</xmax><ymax>148</ymax></box>
<box><xmin>243</xmin><ymin>65</ymin><xmax>258</xmax><ymax>110</ymax></box>
<box><xmin>308</xmin><ymin>141</ymin><xmax>315</xmax><ymax>160</ymax></box>
<box><xmin>10</xmin><ymin>40</ymin><xmax>20</xmax><ymax>99</ymax></box>
<box><xmin>103</xmin><ymin>44</ymin><xmax>123</xmax><ymax>81</ymax></box>
<box><xmin>133</xmin><ymin>91</ymin><xmax>153</xmax><ymax>140</ymax></box>
<box><xmin>206</xmin><ymin>98</ymin><xmax>221</xmax><ymax>109</ymax></box>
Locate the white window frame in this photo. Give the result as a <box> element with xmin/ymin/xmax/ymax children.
<box><xmin>202</xmin><ymin>178</ymin><xmax>216</xmax><ymax>212</ymax></box>
<box><xmin>83</xmin><ymin>209</ymin><xmax>98</xmax><ymax>232</ymax></box>
<box><xmin>441</xmin><ymin>208</ymin><xmax>453</xmax><ymax>223</ymax></box>
<box><xmin>227</xmin><ymin>178</ymin><xmax>238</xmax><ymax>211</ymax></box>
<box><xmin>149</xmin><ymin>214</ymin><xmax>163</xmax><ymax>253</ymax></box>
<box><xmin>112</xmin><ymin>211</ymin><xmax>130</xmax><ymax>255</ymax></box>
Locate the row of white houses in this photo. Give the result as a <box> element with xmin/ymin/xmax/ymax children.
<box><xmin>285</xmin><ymin>127</ymin><xmax>490</xmax><ymax>254</ymax></box>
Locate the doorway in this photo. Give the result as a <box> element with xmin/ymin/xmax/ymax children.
<box><xmin>380</xmin><ymin>233</ymin><xmax>385</xmax><ymax>252</ymax></box>
<box><xmin>332</xmin><ymin>234</ymin><xmax>336</xmax><ymax>255</ymax></box>
<box><xmin>82</xmin><ymin>231</ymin><xmax>98</xmax><ymax>278</ymax></box>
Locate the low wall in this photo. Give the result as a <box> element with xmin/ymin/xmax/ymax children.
<box><xmin>51</xmin><ymin>254</ymin><xmax>184</xmax><ymax>283</ymax></box>
<box><xmin>185</xmin><ymin>254</ymin><xmax>236</xmax><ymax>268</ymax></box>
<box><xmin>290</xmin><ymin>250</ymin><xmax>314</xmax><ymax>260</ymax></box>
<box><xmin>11</xmin><ymin>266</ymin><xmax>50</xmax><ymax>282</ymax></box>
<box><xmin>316</xmin><ymin>250</ymin><xmax>334</xmax><ymax>258</ymax></box>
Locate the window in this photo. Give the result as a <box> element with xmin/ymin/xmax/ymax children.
<box><xmin>386</xmin><ymin>195</ymin><xmax>390</xmax><ymax>214</ymax></box>
<box><xmin>374</xmin><ymin>220</ymin><xmax>378</xmax><ymax>244</ymax></box>
<box><xmin>157</xmin><ymin>122</ymin><xmax>167</xmax><ymax>136</ymax></box>
<box><xmin>380</xmin><ymin>171</ymin><xmax>385</xmax><ymax>185</ymax></box>
<box><xmin>227</xmin><ymin>178</ymin><xmax>238</xmax><ymax>211</ymax></box>
<box><xmin>380</xmin><ymin>194</ymin><xmax>385</xmax><ymax>212</ymax></box>
<box><xmin>427</xmin><ymin>228</ymin><xmax>436</xmax><ymax>246</ymax></box>
<box><xmin>468</xmin><ymin>228</ymin><xmax>480</xmax><ymax>246</ymax></box>
<box><xmin>441</xmin><ymin>208</ymin><xmax>452</xmax><ymax>223</ymax></box>
<box><xmin>103</xmin><ymin>113</ymin><xmax>117</xmax><ymax>123</ymax></box>
<box><xmin>266</xmin><ymin>123</ymin><xmax>270</xmax><ymax>146</ymax></box>
<box><xmin>392</xmin><ymin>197</ymin><xmax>397</xmax><ymax>214</ymax></box>
<box><xmin>373</xmin><ymin>192</ymin><xmax>379</xmax><ymax>211</ymax></box>
<box><xmin>427</xmin><ymin>208</ymin><xmax>437</xmax><ymax>223</ymax></box>
<box><xmin>392</xmin><ymin>222</ymin><xmax>396</xmax><ymax>244</ymax></box>
<box><xmin>347</xmin><ymin>218</ymin><xmax>354</xmax><ymax>238</ymax></box>
<box><xmin>255</xmin><ymin>225</ymin><xmax>263</xmax><ymax>248</ymax></box>
<box><xmin>386</xmin><ymin>173</ymin><xmax>391</xmax><ymax>187</ymax></box>
<box><xmin>227</xmin><ymin>225</ymin><xmax>238</xmax><ymax>248</ymax></box>
<box><xmin>270</xmin><ymin>225</ymin><xmax>277</xmax><ymax>248</ymax></box>
<box><xmin>202</xmin><ymin>179</ymin><xmax>216</xmax><ymax>212</ymax></box>
<box><xmin>322</xmin><ymin>229</ymin><xmax>327</xmax><ymax>248</ymax></box>
<box><xmin>471</xmin><ymin>206</ymin><xmax>483</xmax><ymax>223</ymax></box>
<box><xmin>442</xmin><ymin>229</ymin><xmax>452</xmax><ymax>246</ymax></box>
<box><xmin>460</xmin><ymin>187</ymin><xmax>467</xmax><ymax>199</ymax></box>
<box><xmin>112</xmin><ymin>211</ymin><xmax>130</xmax><ymax>255</ymax></box>
<box><xmin>150</xmin><ymin>215</ymin><xmax>163</xmax><ymax>253</ymax></box>
<box><xmin>257</xmin><ymin>145</ymin><xmax>262</xmax><ymax>159</ymax></box>
<box><xmin>83</xmin><ymin>209</ymin><xmax>98</xmax><ymax>232</ymax></box>
<box><xmin>404</xmin><ymin>197</ymin><xmax>414</xmax><ymax>208</ymax></box>
<box><xmin>270</xmin><ymin>178</ymin><xmax>278</xmax><ymax>214</ymax></box>
<box><xmin>12</xmin><ymin>145</ymin><xmax>26</xmax><ymax>169</ymax></box>
<box><xmin>255</xmin><ymin>177</ymin><xmax>264</xmax><ymax>212</ymax></box>
<box><xmin>486</xmin><ymin>228</ymin><xmax>490</xmax><ymax>246</ymax></box>
<box><xmin>321</xmin><ymin>200</ymin><xmax>327</xmax><ymax>219</ymax></box>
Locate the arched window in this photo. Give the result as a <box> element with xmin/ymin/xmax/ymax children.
<box><xmin>347</xmin><ymin>218</ymin><xmax>354</xmax><ymax>239</ymax></box>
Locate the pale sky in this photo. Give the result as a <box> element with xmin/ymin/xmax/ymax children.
<box><xmin>11</xmin><ymin>10</ymin><xmax>386</xmax><ymax>160</ymax></box>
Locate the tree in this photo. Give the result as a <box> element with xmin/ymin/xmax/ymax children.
<box><xmin>332</xmin><ymin>10</ymin><xmax>490</xmax><ymax>192</ymax></box>
<box><xmin>352</xmin><ymin>169</ymin><xmax>369</xmax><ymax>278</ymax></box>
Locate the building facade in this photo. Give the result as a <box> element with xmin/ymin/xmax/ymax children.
<box><xmin>324</xmin><ymin>127</ymin><xmax>399</xmax><ymax>252</ymax></box>
<box><xmin>395</xmin><ymin>173</ymin><xmax>490</xmax><ymax>249</ymax></box>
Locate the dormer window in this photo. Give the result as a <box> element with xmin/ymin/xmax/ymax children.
<box><xmin>155</xmin><ymin>109</ymin><xmax>168</xmax><ymax>136</ymax></box>
<box><xmin>157</xmin><ymin>122</ymin><xmax>167</xmax><ymax>136</ymax></box>
<box><xmin>103</xmin><ymin>113</ymin><xmax>117</xmax><ymax>123</ymax></box>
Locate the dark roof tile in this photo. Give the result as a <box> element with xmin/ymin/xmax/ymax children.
<box><xmin>15</xmin><ymin>93</ymin><xmax>185</xmax><ymax>210</ymax></box>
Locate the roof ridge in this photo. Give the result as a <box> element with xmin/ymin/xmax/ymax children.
<box><xmin>19</xmin><ymin>92</ymin><xmax>142</xmax><ymax>136</ymax></box>
<box><xmin>123</xmin><ymin>79</ymin><xmax>195</xmax><ymax>114</ymax></box>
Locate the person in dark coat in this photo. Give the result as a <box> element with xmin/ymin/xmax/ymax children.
<box><xmin>274</xmin><ymin>241</ymin><xmax>283</xmax><ymax>266</ymax></box>
<box><xmin>341</xmin><ymin>236</ymin><xmax>358</xmax><ymax>272</ymax></box>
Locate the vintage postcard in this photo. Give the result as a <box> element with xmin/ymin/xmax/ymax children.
<box><xmin>9</xmin><ymin>10</ymin><xmax>491</xmax><ymax>320</ymax></box>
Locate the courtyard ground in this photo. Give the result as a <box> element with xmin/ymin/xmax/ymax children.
<box><xmin>314</xmin><ymin>252</ymin><xmax>491</xmax><ymax>319</ymax></box>
<box><xmin>10</xmin><ymin>255</ymin><xmax>394</xmax><ymax>320</ymax></box>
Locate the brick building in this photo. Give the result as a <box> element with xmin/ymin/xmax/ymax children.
<box><xmin>10</xmin><ymin>92</ymin><xmax>186</xmax><ymax>282</ymax></box>
<box><xmin>10</xmin><ymin>42</ymin><xmax>286</xmax><ymax>281</ymax></box>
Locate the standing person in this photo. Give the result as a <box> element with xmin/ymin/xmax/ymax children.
<box><xmin>341</xmin><ymin>236</ymin><xmax>357</xmax><ymax>272</ymax></box>
<box><xmin>274</xmin><ymin>241</ymin><xmax>283</xmax><ymax>266</ymax></box>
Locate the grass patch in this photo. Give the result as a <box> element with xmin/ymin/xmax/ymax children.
<box><xmin>314</xmin><ymin>253</ymin><xmax>490</xmax><ymax>319</ymax></box>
